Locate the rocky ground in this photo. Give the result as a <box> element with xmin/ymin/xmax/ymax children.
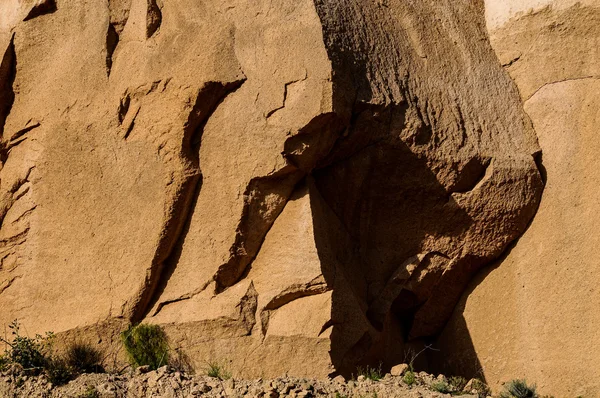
<box><xmin>0</xmin><ymin>364</ymin><xmax>489</xmax><ymax>398</ymax></box>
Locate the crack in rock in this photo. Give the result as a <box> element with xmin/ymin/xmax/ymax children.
<box><xmin>129</xmin><ymin>79</ymin><xmax>247</xmax><ymax>323</ymax></box>
<box><xmin>259</xmin><ymin>275</ymin><xmax>330</xmax><ymax>335</ymax></box>
<box><xmin>0</xmin><ymin>34</ymin><xmax>16</xmax><ymax>143</ymax></box>
<box><xmin>265</xmin><ymin>72</ymin><xmax>308</xmax><ymax>119</ymax></box>
<box><xmin>105</xmin><ymin>0</ymin><xmax>132</xmax><ymax>76</ymax></box>
<box><xmin>146</xmin><ymin>0</ymin><xmax>163</xmax><ymax>39</ymax></box>
<box><xmin>23</xmin><ymin>0</ymin><xmax>57</xmax><ymax>21</ymax></box>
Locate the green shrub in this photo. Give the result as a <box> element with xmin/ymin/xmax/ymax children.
<box><xmin>78</xmin><ymin>386</ymin><xmax>100</xmax><ymax>398</ymax></box>
<box><xmin>449</xmin><ymin>376</ymin><xmax>468</xmax><ymax>391</ymax></box>
<box><xmin>431</xmin><ymin>380</ymin><xmax>451</xmax><ymax>394</ymax></box>
<box><xmin>356</xmin><ymin>363</ymin><xmax>384</xmax><ymax>381</ymax></box>
<box><xmin>44</xmin><ymin>356</ymin><xmax>74</xmax><ymax>385</ymax></box>
<box><xmin>0</xmin><ymin>320</ymin><xmax>52</xmax><ymax>374</ymax></box>
<box><xmin>500</xmin><ymin>379</ymin><xmax>538</xmax><ymax>398</ymax></box>
<box><xmin>206</xmin><ymin>361</ymin><xmax>232</xmax><ymax>380</ymax></box>
<box><xmin>0</xmin><ymin>354</ymin><xmax>8</xmax><ymax>372</ymax></box>
<box><xmin>66</xmin><ymin>342</ymin><xmax>104</xmax><ymax>373</ymax></box>
<box><xmin>403</xmin><ymin>370</ymin><xmax>416</xmax><ymax>386</ymax></box>
<box><xmin>470</xmin><ymin>378</ymin><xmax>492</xmax><ymax>398</ymax></box>
<box><xmin>121</xmin><ymin>324</ymin><xmax>169</xmax><ymax>370</ymax></box>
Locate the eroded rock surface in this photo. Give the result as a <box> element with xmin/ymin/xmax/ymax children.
<box><xmin>436</xmin><ymin>2</ymin><xmax>600</xmax><ymax>396</ymax></box>
<box><xmin>0</xmin><ymin>0</ymin><xmax>542</xmax><ymax>378</ymax></box>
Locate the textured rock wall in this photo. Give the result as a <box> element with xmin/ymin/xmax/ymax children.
<box><xmin>0</xmin><ymin>0</ymin><xmax>543</xmax><ymax>378</ymax></box>
<box><xmin>436</xmin><ymin>1</ymin><xmax>600</xmax><ymax>396</ymax></box>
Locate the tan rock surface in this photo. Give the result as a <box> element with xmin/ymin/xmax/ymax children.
<box><xmin>436</xmin><ymin>2</ymin><xmax>600</xmax><ymax>396</ymax></box>
<box><xmin>0</xmin><ymin>0</ymin><xmax>542</xmax><ymax>379</ymax></box>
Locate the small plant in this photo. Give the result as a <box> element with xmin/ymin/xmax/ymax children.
<box><xmin>0</xmin><ymin>354</ymin><xmax>7</xmax><ymax>371</ymax></box>
<box><xmin>500</xmin><ymin>379</ymin><xmax>538</xmax><ymax>398</ymax></box>
<box><xmin>431</xmin><ymin>380</ymin><xmax>450</xmax><ymax>394</ymax></box>
<box><xmin>404</xmin><ymin>344</ymin><xmax>438</xmax><ymax>372</ymax></box>
<box><xmin>206</xmin><ymin>360</ymin><xmax>232</xmax><ymax>380</ymax></box>
<box><xmin>66</xmin><ymin>341</ymin><xmax>104</xmax><ymax>373</ymax></box>
<box><xmin>335</xmin><ymin>393</ymin><xmax>348</xmax><ymax>398</ymax></box>
<box><xmin>0</xmin><ymin>320</ymin><xmax>53</xmax><ymax>374</ymax></box>
<box><xmin>356</xmin><ymin>362</ymin><xmax>384</xmax><ymax>381</ymax></box>
<box><xmin>169</xmin><ymin>347</ymin><xmax>194</xmax><ymax>374</ymax></box>
<box><xmin>78</xmin><ymin>386</ymin><xmax>100</xmax><ymax>398</ymax></box>
<box><xmin>44</xmin><ymin>356</ymin><xmax>74</xmax><ymax>385</ymax></box>
<box><xmin>0</xmin><ymin>320</ymin><xmax>77</xmax><ymax>385</ymax></box>
<box><xmin>15</xmin><ymin>376</ymin><xmax>24</xmax><ymax>387</ymax></box>
<box><xmin>449</xmin><ymin>376</ymin><xmax>467</xmax><ymax>392</ymax></box>
<box><xmin>403</xmin><ymin>370</ymin><xmax>416</xmax><ymax>386</ymax></box>
<box><xmin>121</xmin><ymin>324</ymin><xmax>169</xmax><ymax>370</ymax></box>
<box><xmin>470</xmin><ymin>378</ymin><xmax>492</xmax><ymax>398</ymax></box>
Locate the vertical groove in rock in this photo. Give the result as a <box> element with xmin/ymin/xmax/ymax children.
<box><xmin>146</xmin><ymin>0</ymin><xmax>162</xmax><ymax>39</ymax></box>
<box><xmin>0</xmin><ymin>34</ymin><xmax>16</xmax><ymax>143</ymax></box>
<box><xmin>105</xmin><ymin>23</ymin><xmax>119</xmax><ymax>76</ymax></box>
<box><xmin>105</xmin><ymin>0</ymin><xmax>131</xmax><ymax>76</ymax></box>
<box><xmin>130</xmin><ymin>79</ymin><xmax>246</xmax><ymax>323</ymax></box>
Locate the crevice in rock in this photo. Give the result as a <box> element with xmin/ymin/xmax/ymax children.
<box><xmin>23</xmin><ymin>0</ymin><xmax>57</xmax><ymax>21</ymax></box>
<box><xmin>146</xmin><ymin>0</ymin><xmax>163</xmax><ymax>39</ymax></box>
<box><xmin>213</xmin><ymin>113</ymin><xmax>346</xmax><ymax>293</ymax></box>
<box><xmin>184</xmin><ymin>80</ymin><xmax>246</xmax><ymax>161</ymax></box>
<box><xmin>130</xmin><ymin>79</ymin><xmax>246</xmax><ymax>323</ymax></box>
<box><xmin>448</xmin><ymin>156</ymin><xmax>492</xmax><ymax>194</ymax></box>
<box><xmin>318</xmin><ymin>319</ymin><xmax>340</xmax><ymax>337</ymax></box>
<box><xmin>259</xmin><ymin>276</ymin><xmax>330</xmax><ymax>335</ymax></box>
<box><xmin>525</xmin><ymin>76</ymin><xmax>600</xmax><ymax>102</ymax></box>
<box><xmin>264</xmin><ymin>276</ymin><xmax>329</xmax><ymax>311</ymax></box>
<box><xmin>10</xmin><ymin>205</ymin><xmax>37</xmax><ymax>225</ymax></box>
<box><xmin>365</xmin><ymin>253</ymin><xmax>427</xmax><ymax>332</ymax></box>
<box><xmin>0</xmin><ymin>276</ymin><xmax>21</xmax><ymax>295</ymax></box>
<box><xmin>0</xmin><ymin>166</ymin><xmax>35</xmax><ymax>227</ymax></box>
<box><xmin>117</xmin><ymin>80</ymin><xmax>169</xmax><ymax>138</ymax></box>
<box><xmin>12</xmin><ymin>185</ymin><xmax>30</xmax><ymax>202</ymax></box>
<box><xmin>105</xmin><ymin>23</ymin><xmax>119</xmax><ymax>76</ymax></box>
<box><xmin>8</xmin><ymin>121</ymin><xmax>40</xmax><ymax>143</ymax></box>
<box><xmin>105</xmin><ymin>0</ymin><xmax>132</xmax><ymax>76</ymax></box>
<box><xmin>0</xmin><ymin>34</ymin><xmax>17</xmax><ymax>144</ymax></box>
<box><xmin>122</xmin><ymin>107</ymin><xmax>139</xmax><ymax>139</ymax></box>
<box><xmin>533</xmin><ymin>150</ymin><xmax>547</xmax><ymax>186</ymax></box>
<box><xmin>265</xmin><ymin>73</ymin><xmax>308</xmax><ymax>119</ymax></box>
<box><xmin>3</xmin><ymin>120</ymin><xmax>41</xmax><ymax>156</ymax></box>
<box><xmin>149</xmin><ymin>277</ymin><xmax>212</xmax><ymax>317</ymax></box>
<box><xmin>117</xmin><ymin>94</ymin><xmax>131</xmax><ymax>124</ymax></box>
<box><xmin>213</xmin><ymin>170</ymin><xmax>305</xmax><ymax>293</ymax></box>
<box><xmin>502</xmin><ymin>54</ymin><xmax>521</xmax><ymax>68</ymax></box>
<box><xmin>0</xmin><ymin>227</ymin><xmax>29</xmax><ymax>248</ymax></box>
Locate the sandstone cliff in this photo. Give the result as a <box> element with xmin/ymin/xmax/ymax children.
<box><xmin>437</xmin><ymin>1</ymin><xmax>600</xmax><ymax>396</ymax></box>
<box><xmin>0</xmin><ymin>0</ymin><xmax>563</xmax><ymax>389</ymax></box>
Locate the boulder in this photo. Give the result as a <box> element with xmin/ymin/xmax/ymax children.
<box><xmin>390</xmin><ymin>364</ymin><xmax>409</xmax><ymax>377</ymax></box>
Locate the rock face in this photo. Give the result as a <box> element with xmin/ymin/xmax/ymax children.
<box><xmin>436</xmin><ymin>1</ymin><xmax>600</xmax><ymax>396</ymax></box>
<box><xmin>0</xmin><ymin>0</ymin><xmax>542</xmax><ymax>380</ymax></box>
